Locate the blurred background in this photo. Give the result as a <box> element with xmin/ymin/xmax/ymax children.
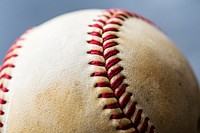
<box><xmin>0</xmin><ymin>0</ymin><xmax>200</xmax><ymax>83</ymax></box>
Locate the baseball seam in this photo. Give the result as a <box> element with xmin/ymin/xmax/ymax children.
<box><xmin>87</xmin><ymin>9</ymin><xmax>155</xmax><ymax>133</ymax></box>
<box><xmin>0</xmin><ymin>29</ymin><xmax>31</xmax><ymax>129</ymax></box>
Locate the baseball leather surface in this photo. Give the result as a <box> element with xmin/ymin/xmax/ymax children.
<box><xmin>0</xmin><ymin>9</ymin><xmax>199</xmax><ymax>133</ymax></box>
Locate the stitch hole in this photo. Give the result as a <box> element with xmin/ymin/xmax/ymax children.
<box><xmin>0</xmin><ymin>99</ymin><xmax>6</xmax><ymax>104</ymax></box>
<box><xmin>98</xmin><ymin>94</ymin><xmax>102</xmax><ymax>98</ymax></box>
<box><xmin>0</xmin><ymin>122</ymin><xmax>3</xmax><ymax>127</ymax></box>
<box><xmin>150</xmin><ymin>126</ymin><xmax>155</xmax><ymax>133</ymax></box>
<box><xmin>0</xmin><ymin>110</ymin><xmax>4</xmax><ymax>115</ymax></box>
<box><xmin>198</xmin><ymin>117</ymin><xmax>200</xmax><ymax>132</ymax></box>
<box><xmin>94</xmin><ymin>83</ymin><xmax>98</xmax><ymax>87</ymax></box>
<box><xmin>90</xmin><ymin>73</ymin><xmax>95</xmax><ymax>77</ymax></box>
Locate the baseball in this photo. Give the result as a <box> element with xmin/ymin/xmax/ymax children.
<box><xmin>0</xmin><ymin>9</ymin><xmax>199</xmax><ymax>133</ymax></box>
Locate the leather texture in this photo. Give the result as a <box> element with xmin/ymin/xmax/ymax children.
<box><xmin>0</xmin><ymin>9</ymin><xmax>199</xmax><ymax>133</ymax></box>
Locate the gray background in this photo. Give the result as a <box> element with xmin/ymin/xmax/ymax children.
<box><xmin>0</xmin><ymin>0</ymin><xmax>200</xmax><ymax>83</ymax></box>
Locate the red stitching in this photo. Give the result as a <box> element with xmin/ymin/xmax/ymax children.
<box><xmin>105</xmin><ymin>58</ymin><xmax>121</xmax><ymax>70</ymax></box>
<box><xmin>87</xmin><ymin>9</ymin><xmax>155</xmax><ymax>132</ymax></box>
<box><xmin>89</xmin><ymin>24</ymin><xmax>103</xmax><ymax>29</ymax></box>
<box><xmin>95</xmin><ymin>81</ymin><xmax>110</xmax><ymax>87</ymax></box>
<box><xmin>108</xmin><ymin>66</ymin><xmax>123</xmax><ymax>79</ymax></box>
<box><xmin>120</xmin><ymin>92</ymin><xmax>132</xmax><ymax>109</ymax></box>
<box><xmin>87</xmin><ymin>39</ymin><xmax>102</xmax><ymax>46</ymax></box>
<box><xmin>3</xmin><ymin>54</ymin><xmax>18</xmax><ymax>63</ymax></box>
<box><xmin>91</xmin><ymin>72</ymin><xmax>107</xmax><ymax>77</ymax></box>
<box><xmin>89</xmin><ymin>61</ymin><xmax>105</xmax><ymax>67</ymax></box>
<box><xmin>0</xmin><ymin>84</ymin><xmax>9</xmax><ymax>93</ymax></box>
<box><xmin>0</xmin><ymin>110</ymin><xmax>4</xmax><ymax>115</ymax></box>
<box><xmin>0</xmin><ymin>99</ymin><xmax>6</xmax><ymax>104</ymax></box>
<box><xmin>0</xmin><ymin>64</ymin><xmax>15</xmax><ymax>72</ymax></box>
<box><xmin>125</xmin><ymin>101</ymin><xmax>137</xmax><ymax>118</ymax></box>
<box><xmin>139</xmin><ymin>117</ymin><xmax>149</xmax><ymax>133</ymax></box>
<box><xmin>7</xmin><ymin>45</ymin><xmax>22</xmax><ymax>54</ymax></box>
<box><xmin>99</xmin><ymin>93</ymin><xmax>115</xmax><ymax>98</ymax></box>
<box><xmin>0</xmin><ymin>74</ymin><xmax>12</xmax><ymax>80</ymax></box>
<box><xmin>94</xmin><ymin>19</ymin><xmax>106</xmax><ymax>25</ymax></box>
<box><xmin>88</xmin><ymin>32</ymin><xmax>102</xmax><ymax>37</ymax></box>
<box><xmin>0</xmin><ymin>29</ymin><xmax>31</xmax><ymax>128</ymax></box>
<box><xmin>107</xmin><ymin>21</ymin><xmax>122</xmax><ymax>26</ymax></box>
<box><xmin>110</xmin><ymin>113</ymin><xmax>125</xmax><ymax>119</ymax></box>
<box><xmin>103</xmin><ymin>34</ymin><xmax>118</xmax><ymax>42</ymax></box>
<box><xmin>110</xmin><ymin>75</ymin><xmax>125</xmax><ymax>90</ymax></box>
<box><xmin>104</xmin><ymin>102</ymin><xmax>120</xmax><ymax>109</ymax></box>
<box><xmin>115</xmin><ymin>84</ymin><xmax>127</xmax><ymax>99</ymax></box>
<box><xmin>133</xmin><ymin>109</ymin><xmax>143</xmax><ymax>127</ymax></box>
<box><xmin>104</xmin><ymin>28</ymin><xmax>119</xmax><ymax>33</ymax></box>
<box><xmin>117</xmin><ymin>123</ymin><xmax>134</xmax><ymax>130</ymax></box>
<box><xmin>104</xmin><ymin>49</ymin><xmax>119</xmax><ymax>60</ymax></box>
<box><xmin>87</xmin><ymin>50</ymin><xmax>103</xmax><ymax>56</ymax></box>
<box><xmin>103</xmin><ymin>42</ymin><xmax>118</xmax><ymax>49</ymax></box>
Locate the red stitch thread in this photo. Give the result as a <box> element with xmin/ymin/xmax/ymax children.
<box><xmin>105</xmin><ymin>58</ymin><xmax>121</xmax><ymax>70</ymax></box>
<box><xmin>87</xmin><ymin>9</ymin><xmax>155</xmax><ymax>132</ymax></box>
<box><xmin>133</xmin><ymin>109</ymin><xmax>143</xmax><ymax>127</ymax></box>
<box><xmin>94</xmin><ymin>19</ymin><xmax>106</xmax><ymax>25</ymax></box>
<box><xmin>104</xmin><ymin>28</ymin><xmax>119</xmax><ymax>33</ymax></box>
<box><xmin>0</xmin><ymin>64</ymin><xmax>15</xmax><ymax>72</ymax></box>
<box><xmin>88</xmin><ymin>32</ymin><xmax>102</xmax><ymax>37</ymax></box>
<box><xmin>0</xmin><ymin>84</ymin><xmax>9</xmax><ymax>92</ymax></box>
<box><xmin>111</xmin><ymin>76</ymin><xmax>125</xmax><ymax>90</ymax></box>
<box><xmin>108</xmin><ymin>66</ymin><xmax>123</xmax><ymax>79</ymax></box>
<box><xmin>0</xmin><ymin>122</ymin><xmax>3</xmax><ymax>128</ymax></box>
<box><xmin>3</xmin><ymin>54</ymin><xmax>18</xmax><ymax>63</ymax></box>
<box><xmin>0</xmin><ymin>29</ymin><xmax>31</xmax><ymax>128</ymax></box>
<box><xmin>104</xmin><ymin>49</ymin><xmax>119</xmax><ymax>60</ymax></box>
<box><xmin>99</xmin><ymin>93</ymin><xmax>115</xmax><ymax>98</ymax></box>
<box><xmin>120</xmin><ymin>92</ymin><xmax>132</xmax><ymax>109</ymax></box>
<box><xmin>117</xmin><ymin>123</ymin><xmax>134</xmax><ymax>130</ymax></box>
<box><xmin>0</xmin><ymin>110</ymin><xmax>4</xmax><ymax>115</ymax></box>
<box><xmin>0</xmin><ymin>99</ymin><xmax>6</xmax><ymax>104</ymax></box>
<box><xmin>139</xmin><ymin>117</ymin><xmax>149</xmax><ymax>133</ymax></box>
<box><xmin>107</xmin><ymin>21</ymin><xmax>122</xmax><ymax>26</ymax></box>
<box><xmin>103</xmin><ymin>42</ymin><xmax>118</xmax><ymax>49</ymax></box>
<box><xmin>115</xmin><ymin>84</ymin><xmax>127</xmax><ymax>99</ymax></box>
<box><xmin>91</xmin><ymin>72</ymin><xmax>107</xmax><ymax>77</ymax></box>
<box><xmin>89</xmin><ymin>61</ymin><xmax>105</xmax><ymax>67</ymax></box>
<box><xmin>104</xmin><ymin>102</ymin><xmax>120</xmax><ymax>109</ymax></box>
<box><xmin>95</xmin><ymin>82</ymin><xmax>110</xmax><ymax>87</ymax></box>
<box><xmin>89</xmin><ymin>24</ymin><xmax>103</xmax><ymax>29</ymax></box>
<box><xmin>103</xmin><ymin>34</ymin><xmax>118</xmax><ymax>42</ymax></box>
<box><xmin>0</xmin><ymin>74</ymin><xmax>12</xmax><ymax>80</ymax></box>
<box><xmin>7</xmin><ymin>45</ymin><xmax>22</xmax><ymax>54</ymax></box>
<box><xmin>125</xmin><ymin>101</ymin><xmax>137</xmax><ymax>118</ymax></box>
<box><xmin>87</xmin><ymin>50</ymin><xmax>103</xmax><ymax>56</ymax></box>
<box><xmin>110</xmin><ymin>113</ymin><xmax>125</xmax><ymax>119</ymax></box>
<box><xmin>87</xmin><ymin>39</ymin><xmax>102</xmax><ymax>46</ymax></box>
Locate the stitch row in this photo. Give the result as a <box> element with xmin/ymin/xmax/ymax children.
<box><xmin>87</xmin><ymin>9</ymin><xmax>155</xmax><ymax>133</ymax></box>
<box><xmin>0</xmin><ymin>30</ymin><xmax>31</xmax><ymax>128</ymax></box>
